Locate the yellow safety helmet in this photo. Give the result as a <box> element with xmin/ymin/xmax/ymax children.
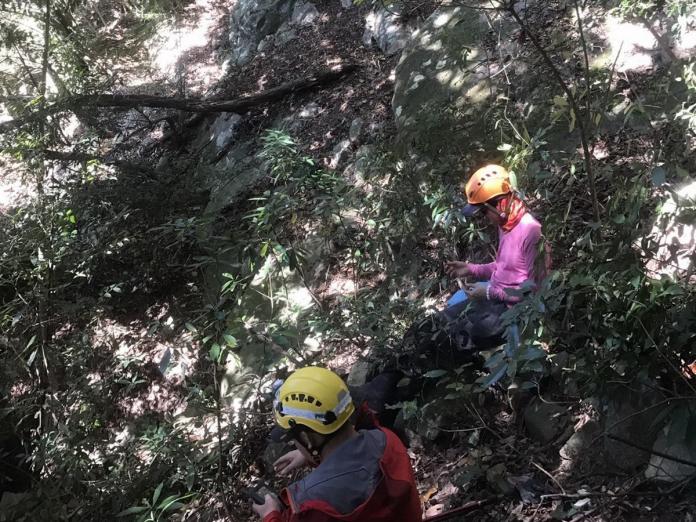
<box><xmin>273</xmin><ymin>367</ymin><xmax>355</xmax><ymax>436</ymax></box>
<box><xmin>461</xmin><ymin>164</ymin><xmax>511</xmax><ymax>216</ymax></box>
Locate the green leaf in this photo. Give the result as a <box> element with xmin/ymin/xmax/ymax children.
<box><xmin>423</xmin><ymin>369</ymin><xmax>448</xmax><ymax>379</ymax></box>
<box><xmin>152</xmin><ymin>482</ymin><xmax>164</xmax><ymax>505</ymax></box>
<box><xmin>223</xmin><ymin>334</ymin><xmax>237</xmax><ymax>348</ymax></box>
<box><xmin>26</xmin><ymin>349</ymin><xmax>39</xmax><ymax>367</ymax></box>
<box><xmin>184</xmin><ymin>322</ymin><xmax>197</xmax><ymax>334</ymax></box>
<box><xmin>209</xmin><ymin>343</ymin><xmax>221</xmax><ymax>362</ymax></box>
<box><xmin>117</xmin><ymin>506</ymin><xmax>149</xmax><ymax>517</ymax></box>
<box><xmin>157</xmin><ymin>495</ymin><xmax>181</xmax><ymax>510</ymax></box>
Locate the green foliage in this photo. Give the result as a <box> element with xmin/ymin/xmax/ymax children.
<box><xmin>117</xmin><ymin>482</ymin><xmax>195</xmax><ymax>521</ymax></box>
<box><xmin>2</xmin><ymin>1</ymin><xmax>696</xmax><ymax>519</ymax></box>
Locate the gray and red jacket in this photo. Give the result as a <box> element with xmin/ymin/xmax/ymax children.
<box><xmin>263</xmin><ymin>427</ymin><xmax>422</xmax><ymax>522</ymax></box>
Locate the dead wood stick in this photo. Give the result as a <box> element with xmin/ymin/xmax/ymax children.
<box><xmin>0</xmin><ymin>64</ymin><xmax>358</xmax><ymax>135</ymax></box>
<box><xmin>422</xmin><ymin>498</ymin><xmax>493</xmax><ymax>522</ymax></box>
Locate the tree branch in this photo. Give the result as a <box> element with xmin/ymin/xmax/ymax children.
<box><xmin>506</xmin><ymin>3</ymin><xmax>600</xmax><ymax>222</ymax></box>
<box><xmin>0</xmin><ymin>64</ymin><xmax>359</xmax><ymax>135</ymax></box>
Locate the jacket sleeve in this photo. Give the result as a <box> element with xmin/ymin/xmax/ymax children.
<box><xmin>466</xmin><ymin>261</ymin><xmax>496</xmax><ymax>280</ymax></box>
<box><xmin>489</xmin><ymin>224</ymin><xmax>541</xmax><ymax>304</ymax></box>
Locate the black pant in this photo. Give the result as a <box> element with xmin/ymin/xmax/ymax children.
<box><xmin>403</xmin><ymin>299</ymin><xmax>507</xmax><ymax>366</ymax></box>
<box><xmin>440</xmin><ymin>299</ymin><xmax>507</xmax><ymax>351</ymax></box>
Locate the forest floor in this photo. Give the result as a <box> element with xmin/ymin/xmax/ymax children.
<box><xmin>136</xmin><ymin>2</ymin><xmax>696</xmax><ymax>521</ymax></box>
<box><xmin>2</xmin><ymin>0</ymin><xmax>695</xmax><ymax>521</ymax></box>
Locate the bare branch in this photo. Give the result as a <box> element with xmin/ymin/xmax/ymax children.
<box><xmin>506</xmin><ymin>3</ymin><xmax>600</xmax><ymax>222</ymax></box>
<box><xmin>0</xmin><ymin>64</ymin><xmax>359</xmax><ymax>135</ymax></box>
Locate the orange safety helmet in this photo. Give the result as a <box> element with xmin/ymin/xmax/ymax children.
<box><xmin>461</xmin><ymin>164</ymin><xmax>511</xmax><ymax>217</ymax></box>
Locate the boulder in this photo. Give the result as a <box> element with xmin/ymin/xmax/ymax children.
<box><xmin>210</xmin><ymin>113</ymin><xmax>242</xmax><ymax>150</ymax></box>
<box><xmin>229</xmin><ymin>0</ymin><xmax>297</xmax><ymax>66</ymax></box>
<box><xmin>392</xmin><ymin>1</ymin><xmax>577</xmax><ymax>170</ymax></box>
<box><xmin>557</xmin><ymin>419</ymin><xmax>600</xmax><ymax>475</ymax></box>
<box><xmin>601</xmin><ymin>380</ymin><xmax>664</xmax><ymax>472</ymax></box>
<box><xmin>392</xmin><ymin>5</ymin><xmax>502</xmax><ymax>165</ymax></box>
<box><xmin>233</xmin><ymin>0</ymin><xmax>319</xmax><ymax>59</ymax></box>
<box><xmin>645</xmin><ymin>404</ymin><xmax>696</xmax><ymax>482</ymax></box>
<box><xmin>347</xmin><ymin>360</ymin><xmax>372</xmax><ymax>387</ymax></box>
<box><xmin>523</xmin><ymin>396</ymin><xmax>569</xmax><ymax>444</ymax></box>
<box><xmin>291</xmin><ymin>1</ymin><xmax>319</xmax><ymax>25</ymax></box>
<box><xmin>348</xmin><ymin>117</ymin><xmax>363</xmax><ymax>144</ymax></box>
<box><xmin>329</xmin><ymin>139</ymin><xmax>352</xmax><ymax>169</ymax></box>
<box><xmin>363</xmin><ymin>6</ymin><xmax>410</xmax><ymax>56</ymax></box>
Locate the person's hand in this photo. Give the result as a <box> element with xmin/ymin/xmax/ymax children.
<box><xmin>252</xmin><ymin>494</ymin><xmax>283</xmax><ymax>519</ymax></box>
<box><xmin>445</xmin><ymin>261</ymin><xmax>470</xmax><ymax>278</ymax></box>
<box><xmin>465</xmin><ymin>282</ymin><xmax>488</xmax><ymax>300</ymax></box>
<box><xmin>273</xmin><ymin>449</ymin><xmax>309</xmax><ymax>476</ymax></box>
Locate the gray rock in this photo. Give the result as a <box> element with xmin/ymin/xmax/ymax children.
<box><xmin>452</xmin><ymin>464</ymin><xmax>483</xmax><ymax>489</ymax></box>
<box><xmin>198</xmin><ymin>140</ymin><xmax>265</xmax><ymax>219</ymax></box>
<box><xmin>291</xmin><ymin>1</ymin><xmax>319</xmax><ymax>25</ymax></box>
<box><xmin>210</xmin><ymin>113</ymin><xmax>242</xmax><ymax>150</ymax></box>
<box><xmin>257</xmin><ymin>34</ymin><xmax>275</xmax><ymax>52</ymax></box>
<box><xmin>347</xmin><ymin>360</ymin><xmax>372</xmax><ymax>387</ymax></box>
<box><xmin>646</xmin><ymin>435</ymin><xmax>696</xmax><ymax>482</ymax></box>
<box><xmin>644</xmin><ymin>179</ymin><xmax>696</xmax><ymax>281</ymax></box>
<box><xmin>523</xmin><ymin>396</ymin><xmax>569</xmax><ymax>444</ymax></box>
<box><xmin>601</xmin><ymin>380</ymin><xmax>664</xmax><ymax>471</ymax></box>
<box><xmin>343</xmin><ymin>145</ymin><xmax>375</xmax><ymax>185</ymax></box>
<box><xmin>274</xmin><ymin>23</ymin><xmax>298</xmax><ymax>46</ymax></box>
<box><xmin>340</xmin><ymin>0</ymin><xmax>351</xmax><ymax>8</ymax></box>
<box><xmin>329</xmin><ymin>139</ymin><xmax>352</xmax><ymax>169</ymax></box>
<box><xmin>558</xmin><ymin>419</ymin><xmax>600</xmax><ymax>475</ymax></box>
<box><xmin>348</xmin><ymin>118</ymin><xmax>363</xmax><ymax>143</ymax></box>
<box><xmin>560</xmin><ymin>420</ymin><xmax>600</xmax><ymax>462</ymax></box>
<box><xmin>229</xmin><ymin>0</ymin><xmax>296</xmax><ymax>66</ymax></box>
<box><xmin>363</xmin><ymin>6</ymin><xmax>409</xmax><ymax>56</ymax></box>
<box><xmin>392</xmin><ymin>6</ymin><xmax>495</xmax><ymax>163</ymax></box>
<box><xmin>645</xmin><ymin>405</ymin><xmax>696</xmax><ymax>482</ymax></box>
<box><xmin>299</xmin><ymin>102</ymin><xmax>323</xmax><ymax>119</ymax></box>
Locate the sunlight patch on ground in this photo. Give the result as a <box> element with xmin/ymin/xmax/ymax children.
<box><xmin>143</xmin><ymin>0</ymin><xmax>229</xmax><ymax>90</ymax></box>
<box><xmin>645</xmin><ymin>179</ymin><xmax>696</xmax><ymax>281</ymax></box>
<box><xmin>600</xmin><ymin>15</ymin><xmax>665</xmax><ymax>72</ymax></box>
<box><xmin>326</xmin><ymin>274</ymin><xmax>356</xmax><ymax>296</ymax></box>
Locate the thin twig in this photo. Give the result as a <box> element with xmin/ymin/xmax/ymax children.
<box><xmin>532</xmin><ymin>460</ymin><xmax>566</xmax><ymax>495</ymax></box>
<box><xmin>607</xmin><ymin>433</ymin><xmax>696</xmax><ymax>469</ymax></box>
<box><xmin>439</xmin><ymin>425</ymin><xmax>485</xmax><ymax>433</ymax></box>
<box><xmin>574</xmin><ymin>0</ymin><xmax>592</xmax><ymax>136</ymax></box>
<box><xmin>506</xmin><ymin>3</ymin><xmax>600</xmax><ymax>222</ymax></box>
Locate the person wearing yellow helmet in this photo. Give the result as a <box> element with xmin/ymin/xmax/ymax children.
<box><xmin>441</xmin><ymin>164</ymin><xmax>547</xmax><ymax>350</ymax></box>
<box><xmin>251</xmin><ymin>366</ymin><xmax>422</xmax><ymax>522</ymax></box>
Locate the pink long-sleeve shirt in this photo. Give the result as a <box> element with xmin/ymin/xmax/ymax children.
<box><xmin>466</xmin><ymin>213</ymin><xmax>542</xmax><ymax>303</ymax></box>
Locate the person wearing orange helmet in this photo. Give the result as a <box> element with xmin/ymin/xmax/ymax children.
<box><xmin>443</xmin><ymin>164</ymin><xmax>545</xmax><ymax>349</ymax></box>
<box><xmin>251</xmin><ymin>366</ymin><xmax>422</xmax><ymax>522</ymax></box>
